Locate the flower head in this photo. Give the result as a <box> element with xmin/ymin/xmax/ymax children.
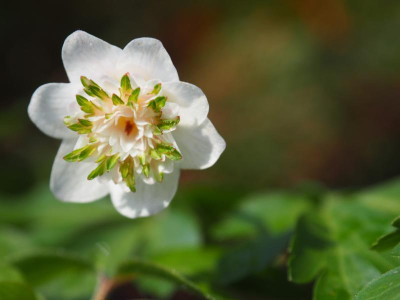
<box><xmin>28</xmin><ymin>30</ymin><xmax>226</xmax><ymax>218</ymax></box>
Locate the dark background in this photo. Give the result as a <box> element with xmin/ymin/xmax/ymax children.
<box><xmin>3</xmin><ymin>0</ymin><xmax>400</xmax><ymax>195</ymax></box>
<box><xmin>2</xmin><ymin>1</ymin><xmax>400</xmax><ymax>299</ymax></box>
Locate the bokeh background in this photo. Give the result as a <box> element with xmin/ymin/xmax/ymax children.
<box><xmin>2</xmin><ymin>0</ymin><xmax>400</xmax><ymax>299</ymax></box>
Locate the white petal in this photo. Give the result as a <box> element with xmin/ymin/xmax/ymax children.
<box><xmin>50</xmin><ymin>139</ymin><xmax>109</xmax><ymax>202</ymax></box>
<box><xmin>162</xmin><ymin>102</ymin><xmax>180</xmax><ymax>120</ymax></box>
<box><xmin>158</xmin><ymin>160</ymin><xmax>174</xmax><ymax>174</ymax></box>
<box><xmin>173</xmin><ymin>118</ymin><xmax>226</xmax><ymax>170</ymax></box>
<box><xmin>74</xmin><ymin>135</ymin><xmax>88</xmax><ymax>149</ymax></box>
<box><xmin>62</xmin><ymin>30</ymin><xmax>122</xmax><ymax>83</ymax></box>
<box><xmin>119</xmin><ymin>38</ymin><xmax>179</xmax><ymax>83</ymax></box>
<box><xmin>28</xmin><ymin>83</ymin><xmax>77</xmax><ymax>139</ymax></box>
<box><xmin>109</xmin><ymin>170</ymin><xmax>180</xmax><ymax>218</ymax></box>
<box><xmin>120</xmin><ymin>135</ymin><xmax>135</xmax><ymax>153</ymax></box>
<box><xmin>162</xmin><ymin>82</ymin><xmax>209</xmax><ymax>127</ymax></box>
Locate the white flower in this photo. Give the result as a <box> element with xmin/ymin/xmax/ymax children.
<box><xmin>28</xmin><ymin>30</ymin><xmax>226</xmax><ymax>218</ymax></box>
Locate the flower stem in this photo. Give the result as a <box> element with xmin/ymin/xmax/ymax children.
<box><xmin>91</xmin><ymin>274</ymin><xmax>134</xmax><ymax>300</ymax></box>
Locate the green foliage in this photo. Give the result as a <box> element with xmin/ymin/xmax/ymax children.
<box><xmin>288</xmin><ymin>214</ymin><xmax>333</xmax><ymax>284</ymax></box>
<box><xmin>118</xmin><ymin>258</ymin><xmax>214</xmax><ymax>300</ymax></box>
<box><xmin>212</xmin><ymin>191</ymin><xmax>312</xmax><ymax>240</ymax></box>
<box><xmin>288</xmin><ymin>178</ymin><xmax>400</xmax><ymax>299</ymax></box>
<box><xmin>217</xmin><ymin>232</ymin><xmax>291</xmax><ymax>285</ymax></box>
<box><xmin>372</xmin><ymin>216</ymin><xmax>400</xmax><ymax>252</ymax></box>
<box><xmin>355</xmin><ymin>266</ymin><xmax>400</xmax><ymax>300</ymax></box>
<box><xmin>3</xmin><ymin>178</ymin><xmax>400</xmax><ymax>298</ymax></box>
<box><xmin>8</xmin><ymin>251</ymin><xmax>94</xmax><ymax>287</ymax></box>
<box><xmin>0</xmin><ymin>282</ymin><xmax>40</xmax><ymax>300</ymax></box>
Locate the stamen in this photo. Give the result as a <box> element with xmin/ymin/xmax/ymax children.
<box><xmin>63</xmin><ymin>75</ymin><xmax>182</xmax><ymax>191</ymax></box>
<box><xmin>124</xmin><ymin>121</ymin><xmax>134</xmax><ymax>136</ymax></box>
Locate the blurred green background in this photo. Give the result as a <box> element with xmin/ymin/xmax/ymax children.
<box><xmin>3</xmin><ymin>0</ymin><xmax>400</xmax><ymax>299</ymax></box>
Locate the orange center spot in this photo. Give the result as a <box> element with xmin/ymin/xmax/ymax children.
<box><xmin>125</xmin><ymin>121</ymin><xmax>134</xmax><ymax>135</ymax></box>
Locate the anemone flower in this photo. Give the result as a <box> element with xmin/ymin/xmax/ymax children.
<box><xmin>28</xmin><ymin>30</ymin><xmax>225</xmax><ymax>218</ymax></box>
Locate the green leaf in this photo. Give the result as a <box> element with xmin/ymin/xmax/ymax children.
<box><xmin>355</xmin><ymin>266</ymin><xmax>400</xmax><ymax>300</ymax></box>
<box><xmin>0</xmin><ymin>227</ymin><xmax>34</xmax><ymax>260</ymax></box>
<box><xmin>212</xmin><ymin>191</ymin><xmax>313</xmax><ymax>240</ymax></box>
<box><xmin>372</xmin><ymin>230</ymin><xmax>400</xmax><ymax>252</ymax></box>
<box><xmin>288</xmin><ymin>214</ymin><xmax>333</xmax><ymax>283</ymax></box>
<box><xmin>152</xmin><ymin>248</ymin><xmax>221</xmax><ymax>276</ymax></box>
<box><xmin>0</xmin><ymin>281</ymin><xmax>40</xmax><ymax>300</ymax></box>
<box><xmin>288</xmin><ymin>190</ymin><xmax>400</xmax><ymax>300</ymax></box>
<box><xmin>118</xmin><ymin>259</ymin><xmax>214</xmax><ymax>300</ymax></box>
<box><xmin>8</xmin><ymin>250</ymin><xmax>94</xmax><ymax>287</ymax></box>
<box><xmin>0</xmin><ymin>263</ymin><xmax>23</xmax><ymax>283</ymax></box>
<box><xmin>372</xmin><ymin>216</ymin><xmax>400</xmax><ymax>252</ymax></box>
<box><xmin>62</xmin><ymin>209</ymin><xmax>201</xmax><ymax>275</ymax></box>
<box><xmin>217</xmin><ymin>232</ymin><xmax>291</xmax><ymax>284</ymax></box>
<box><xmin>7</xmin><ymin>249</ymin><xmax>96</xmax><ymax>300</ymax></box>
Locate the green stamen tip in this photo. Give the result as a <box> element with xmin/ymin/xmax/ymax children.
<box><xmin>150</xmin><ymin>83</ymin><xmax>162</xmax><ymax>95</ymax></box>
<box><xmin>76</xmin><ymin>95</ymin><xmax>94</xmax><ymax>114</ymax></box>
<box><xmin>88</xmin><ymin>160</ymin><xmax>107</xmax><ymax>180</ymax></box>
<box><xmin>85</xmin><ymin>86</ymin><xmax>108</xmax><ymax>101</ymax></box>
<box><xmin>112</xmin><ymin>94</ymin><xmax>124</xmax><ymax>105</ymax></box>
<box><xmin>156</xmin><ymin>144</ymin><xmax>182</xmax><ymax>161</ymax></box>
<box><xmin>138</xmin><ymin>154</ymin><xmax>146</xmax><ymax>165</ymax></box>
<box><xmin>152</xmin><ymin>125</ymin><xmax>162</xmax><ymax>135</ymax></box>
<box><xmin>67</xmin><ymin>123</ymin><xmax>91</xmax><ymax>134</ymax></box>
<box><xmin>80</xmin><ymin>76</ymin><xmax>91</xmax><ymax>88</ymax></box>
<box><xmin>78</xmin><ymin>119</ymin><xmax>92</xmax><ymax>127</ymax></box>
<box><xmin>64</xmin><ymin>145</ymin><xmax>97</xmax><ymax>162</ymax></box>
<box><xmin>143</xmin><ymin>164</ymin><xmax>150</xmax><ymax>178</ymax></box>
<box><xmin>65</xmin><ymin>74</ymin><xmax>182</xmax><ymax>188</ymax></box>
<box><xmin>80</xmin><ymin>76</ymin><xmax>100</xmax><ymax>89</ymax></box>
<box><xmin>157</xmin><ymin>117</ymin><xmax>180</xmax><ymax>131</ymax></box>
<box><xmin>119</xmin><ymin>159</ymin><xmax>136</xmax><ymax>192</ymax></box>
<box><xmin>120</xmin><ymin>161</ymin><xmax>130</xmax><ymax>178</ymax></box>
<box><xmin>127</xmin><ymin>87</ymin><xmax>140</xmax><ymax>107</ymax></box>
<box><xmin>148</xmin><ymin>96</ymin><xmax>167</xmax><ymax>112</ymax></box>
<box><xmin>106</xmin><ymin>154</ymin><xmax>120</xmax><ymax>171</ymax></box>
<box><xmin>64</xmin><ymin>116</ymin><xmax>73</xmax><ymax>126</ymax></box>
<box><xmin>149</xmin><ymin>148</ymin><xmax>162</xmax><ymax>160</ymax></box>
<box><xmin>120</xmin><ymin>74</ymin><xmax>132</xmax><ymax>95</ymax></box>
<box><xmin>155</xmin><ymin>171</ymin><xmax>164</xmax><ymax>182</ymax></box>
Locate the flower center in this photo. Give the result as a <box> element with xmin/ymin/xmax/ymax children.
<box><xmin>63</xmin><ymin>74</ymin><xmax>182</xmax><ymax>192</ymax></box>
<box><xmin>124</xmin><ymin>120</ymin><xmax>135</xmax><ymax>136</ymax></box>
